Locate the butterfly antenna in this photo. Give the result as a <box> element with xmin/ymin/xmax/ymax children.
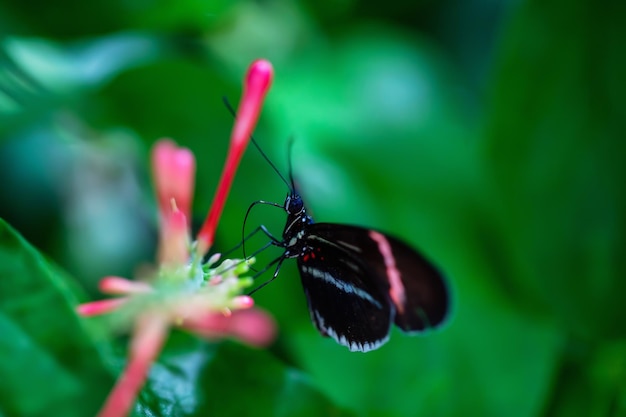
<box><xmin>286</xmin><ymin>136</ymin><xmax>297</xmax><ymax>192</ymax></box>
<box><xmin>222</xmin><ymin>96</ymin><xmax>292</xmax><ymax>190</ymax></box>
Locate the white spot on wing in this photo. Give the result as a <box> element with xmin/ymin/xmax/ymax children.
<box><xmin>335</xmin><ymin>240</ymin><xmax>363</xmax><ymax>253</ymax></box>
<box><xmin>301</xmin><ymin>265</ymin><xmax>382</xmax><ymax>309</ymax></box>
<box><xmin>313</xmin><ymin>310</ymin><xmax>389</xmax><ymax>352</ymax></box>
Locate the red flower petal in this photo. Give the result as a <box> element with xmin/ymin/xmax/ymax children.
<box><xmin>182</xmin><ymin>309</ymin><xmax>276</xmax><ymax>347</ymax></box>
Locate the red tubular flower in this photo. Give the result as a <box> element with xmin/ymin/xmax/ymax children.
<box><xmin>76</xmin><ymin>59</ymin><xmax>276</xmax><ymax>417</ymax></box>
<box><xmin>196</xmin><ymin>59</ymin><xmax>274</xmax><ymax>255</ymax></box>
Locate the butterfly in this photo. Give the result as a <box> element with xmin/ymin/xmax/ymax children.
<box><xmin>262</xmin><ymin>189</ymin><xmax>450</xmax><ymax>352</ymax></box>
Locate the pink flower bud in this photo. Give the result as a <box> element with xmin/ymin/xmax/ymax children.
<box><xmin>151</xmin><ymin>139</ymin><xmax>195</xmax><ymax>222</ymax></box>
<box><xmin>76</xmin><ymin>298</ymin><xmax>128</xmax><ymax>316</ymax></box>
<box><xmin>232</xmin><ymin>295</ymin><xmax>255</xmax><ymax>309</ymax></box>
<box><xmin>99</xmin><ymin>276</ymin><xmax>152</xmax><ymax>295</ymax></box>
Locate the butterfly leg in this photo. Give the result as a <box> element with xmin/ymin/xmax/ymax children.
<box><xmin>248</xmin><ymin>255</ymin><xmax>287</xmax><ymax>295</ymax></box>
<box><xmin>221</xmin><ymin>224</ymin><xmax>281</xmax><ymax>259</ymax></box>
<box><xmin>242</xmin><ymin>199</ymin><xmax>285</xmax><ymax>259</ymax></box>
<box><xmin>239</xmin><ymin>224</ymin><xmax>285</xmax><ymax>276</ymax></box>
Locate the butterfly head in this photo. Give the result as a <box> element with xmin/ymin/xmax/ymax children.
<box><xmin>284</xmin><ymin>192</ymin><xmax>305</xmax><ymax>215</ymax></box>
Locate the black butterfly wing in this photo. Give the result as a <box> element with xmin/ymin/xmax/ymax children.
<box><xmin>296</xmin><ymin>238</ymin><xmax>393</xmax><ymax>352</ymax></box>
<box><xmin>303</xmin><ymin>223</ymin><xmax>449</xmax><ymax>334</ymax></box>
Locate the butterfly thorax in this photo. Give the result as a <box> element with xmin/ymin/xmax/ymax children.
<box><xmin>282</xmin><ymin>193</ymin><xmax>314</xmax><ymax>258</ymax></box>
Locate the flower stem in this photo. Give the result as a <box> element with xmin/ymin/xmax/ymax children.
<box><xmin>97</xmin><ymin>314</ymin><xmax>168</xmax><ymax>417</ymax></box>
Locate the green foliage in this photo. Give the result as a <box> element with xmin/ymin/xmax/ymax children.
<box><xmin>484</xmin><ymin>0</ymin><xmax>626</xmax><ymax>341</ymax></box>
<box><xmin>0</xmin><ymin>219</ymin><xmax>113</xmax><ymax>416</ymax></box>
<box><xmin>1</xmin><ymin>0</ymin><xmax>626</xmax><ymax>416</ymax></box>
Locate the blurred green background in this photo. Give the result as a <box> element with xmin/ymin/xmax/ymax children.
<box><xmin>1</xmin><ymin>0</ymin><xmax>625</xmax><ymax>416</ymax></box>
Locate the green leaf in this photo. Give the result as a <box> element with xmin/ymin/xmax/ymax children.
<box><xmin>135</xmin><ymin>333</ymin><xmax>352</xmax><ymax>417</ymax></box>
<box><xmin>200</xmin><ymin>342</ymin><xmax>353</xmax><ymax>417</ymax></box>
<box><xmin>0</xmin><ymin>218</ymin><xmax>114</xmax><ymax>417</ymax></box>
<box><xmin>483</xmin><ymin>0</ymin><xmax>626</xmax><ymax>339</ymax></box>
<box><xmin>542</xmin><ymin>339</ymin><xmax>626</xmax><ymax>417</ymax></box>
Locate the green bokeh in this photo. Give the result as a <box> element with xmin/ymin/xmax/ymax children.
<box><xmin>1</xmin><ymin>0</ymin><xmax>625</xmax><ymax>416</ymax></box>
